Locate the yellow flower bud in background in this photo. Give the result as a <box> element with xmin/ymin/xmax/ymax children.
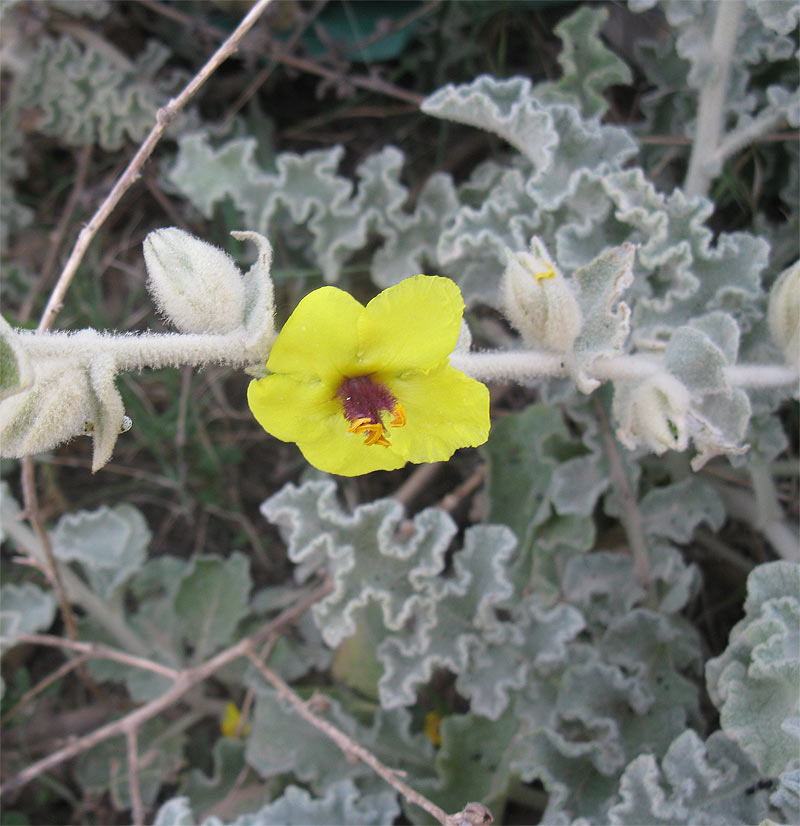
<box><xmin>767</xmin><ymin>260</ymin><xmax>800</xmax><ymax>369</ymax></box>
<box><xmin>501</xmin><ymin>237</ymin><xmax>582</xmax><ymax>353</ymax></box>
<box><xmin>220</xmin><ymin>702</ymin><xmax>250</xmax><ymax>738</ymax></box>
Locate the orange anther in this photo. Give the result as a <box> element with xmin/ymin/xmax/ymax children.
<box><xmin>390</xmin><ymin>402</ymin><xmax>407</xmax><ymax>428</ymax></box>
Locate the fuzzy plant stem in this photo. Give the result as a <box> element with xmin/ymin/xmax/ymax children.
<box><xmin>684</xmin><ymin>0</ymin><xmax>745</xmax><ymax>197</ymax></box>
<box><xmin>450</xmin><ymin>350</ymin><xmax>800</xmax><ymax>389</ymax></box>
<box><xmin>17</xmin><ymin>329</ymin><xmax>253</xmax><ymax>371</ymax></box>
<box><xmin>18</xmin><ymin>332</ymin><xmax>800</xmax><ymax>389</ymax></box>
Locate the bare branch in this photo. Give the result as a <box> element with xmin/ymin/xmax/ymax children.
<box><xmin>245</xmin><ymin>651</ymin><xmax>465</xmax><ymax>826</ymax></box>
<box><xmin>0</xmin><ymin>579</ymin><xmax>331</xmax><ymax>798</ymax></box>
<box><xmin>125</xmin><ymin>727</ymin><xmax>145</xmax><ymax>826</ymax></box>
<box><xmin>15</xmin><ymin>634</ymin><xmax>181</xmax><ymax>680</ymax></box>
<box><xmin>20</xmin><ymin>458</ymin><xmax>80</xmax><ymax>642</ymax></box>
<box><xmin>36</xmin><ymin>0</ymin><xmax>275</xmax><ymax>333</ymax></box>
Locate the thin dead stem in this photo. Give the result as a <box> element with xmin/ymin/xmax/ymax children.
<box><xmin>19</xmin><ymin>459</ymin><xmax>80</xmax><ymax>642</ymax></box>
<box><xmin>593</xmin><ymin>397</ymin><xmax>651</xmax><ymax>586</ymax></box>
<box><xmin>125</xmin><ymin>727</ymin><xmax>145</xmax><ymax>826</ymax></box>
<box><xmin>0</xmin><ymin>579</ymin><xmax>331</xmax><ymax>798</ymax></box>
<box><xmin>36</xmin><ymin>0</ymin><xmax>275</xmax><ymax>333</ymax></box>
<box><xmin>0</xmin><ymin>653</ymin><xmax>90</xmax><ymax>726</ymax></box>
<box><xmin>13</xmin><ymin>634</ymin><xmax>181</xmax><ymax>680</ymax></box>
<box><xmin>235</xmin><ymin>636</ymin><xmax>276</xmax><ymax>738</ymax></box>
<box><xmin>245</xmin><ymin>652</ymin><xmax>453</xmax><ymax>825</ymax></box>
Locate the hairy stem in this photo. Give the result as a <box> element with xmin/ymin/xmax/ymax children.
<box><xmin>16</xmin><ymin>333</ymin><xmax>800</xmax><ymax>389</ymax></box>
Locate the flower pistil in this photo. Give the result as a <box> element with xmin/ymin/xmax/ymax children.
<box><xmin>336</xmin><ymin>374</ymin><xmax>407</xmax><ymax>447</ymax></box>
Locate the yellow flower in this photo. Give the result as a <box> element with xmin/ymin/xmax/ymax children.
<box><xmin>247</xmin><ymin>275</ymin><xmax>490</xmax><ymax>476</ymax></box>
<box><xmin>424</xmin><ymin>710</ymin><xmax>443</xmax><ymax>746</ymax></box>
<box><xmin>220</xmin><ymin>702</ymin><xmax>250</xmax><ymax>738</ymax></box>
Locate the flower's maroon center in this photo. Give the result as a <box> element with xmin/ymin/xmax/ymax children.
<box><xmin>335</xmin><ymin>375</ymin><xmax>406</xmax><ymax>447</ymax></box>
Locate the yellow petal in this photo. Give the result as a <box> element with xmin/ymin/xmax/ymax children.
<box><xmin>357</xmin><ymin>276</ymin><xmax>464</xmax><ymax>374</ymax></box>
<box><xmin>221</xmin><ymin>702</ymin><xmax>250</xmax><ymax>738</ymax></box>
<box><xmin>249</xmin><ymin>373</ymin><xmax>409</xmax><ymax>475</ymax></box>
<box><xmin>298</xmin><ymin>424</ymin><xmax>409</xmax><ymax>476</ymax></box>
<box><xmin>247</xmin><ymin>374</ymin><xmax>340</xmax><ymax>444</ymax></box>
<box><xmin>267</xmin><ymin>286</ymin><xmax>363</xmax><ymax>383</ymax></box>
<box><xmin>381</xmin><ymin>363</ymin><xmax>490</xmax><ymax>464</ymax></box>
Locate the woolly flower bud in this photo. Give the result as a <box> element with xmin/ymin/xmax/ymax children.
<box><xmin>617</xmin><ymin>373</ymin><xmax>691</xmax><ymax>455</ymax></box>
<box><xmin>767</xmin><ymin>260</ymin><xmax>799</xmax><ymax>369</ymax></box>
<box><xmin>144</xmin><ymin>228</ymin><xmax>246</xmax><ymax>334</ymax></box>
<box><xmin>501</xmin><ymin>237</ymin><xmax>582</xmax><ymax>352</ymax></box>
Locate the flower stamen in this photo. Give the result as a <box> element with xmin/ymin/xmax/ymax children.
<box><xmin>337</xmin><ymin>375</ymin><xmax>405</xmax><ymax>448</ymax></box>
<box><xmin>390</xmin><ymin>403</ymin><xmax>406</xmax><ymax>428</ymax></box>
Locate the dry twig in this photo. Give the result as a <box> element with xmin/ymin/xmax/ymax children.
<box><xmin>36</xmin><ymin>0</ymin><xmax>275</xmax><ymax>333</ymax></box>
<box><xmin>246</xmin><ymin>651</ymin><xmax>477</xmax><ymax>826</ymax></box>
<box><xmin>125</xmin><ymin>727</ymin><xmax>144</xmax><ymax>826</ymax></box>
<box><xmin>0</xmin><ymin>580</ymin><xmax>331</xmax><ymax>798</ymax></box>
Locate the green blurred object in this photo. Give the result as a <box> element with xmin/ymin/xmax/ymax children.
<box><xmin>301</xmin><ymin>1</ymin><xmax>422</xmax><ymax>62</ymax></box>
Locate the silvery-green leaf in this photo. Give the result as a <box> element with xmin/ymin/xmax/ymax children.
<box><xmin>0</xmin><ymin>359</ymin><xmax>92</xmax><ymax>460</ymax></box>
<box><xmin>421</xmin><ymin>74</ymin><xmax>558</xmax><ymax>171</ymax></box>
<box><xmin>152</xmin><ymin>798</ymin><xmax>195</xmax><ymax>826</ymax></box>
<box><xmin>666</xmin><ymin>325</ymin><xmax>731</xmax><ymax>394</ymax></box>
<box><xmin>706</xmin><ymin>561</ymin><xmax>800</xmax><ymax>777</ymax></box>
<box><xmin>86</xmin><ymin>353</ymin><xmax>126</xmax><ymax>472</ymax></box>
<box><xmin>371</xmin><ymin>171</ymin><xmax>460</xmax><ymax>289</ymax></box>
<box><xmin>226</xmin><ymin>780</ymin><xmax>399</xmax><ymax>826</ymax></box>
<box><xmin>180</xmin><ymin>739</ymin><xmax>263</xmax><ymax>819</ymax></box>
<box><xmin>689</xmin><ymin>310</ymin><xmax>741</xmax><ymax>363</ymax></box>
<box><xmin>752</xmin><ymin>0</ymin><xmax>800</xmax><ymax>35</ymax></box>
<box><xmin>482</xmin><ymin>402</ymin><xmax>570</xmax><ymax>546</ymax></box>
<box><xmin>51</xmin><ymin>503</ymin><xmax>150</xmax><ymax>599</ymax></box>
<box><xmin>608</xmin><ymin>730</ymin><xmax>768</xmax><ymax>825</ymax></box>
<box><xmin>639</xmin><ymin>476</ymin><xmax>725</xmax><ymax>543</ymax></box>
<box><xmin>230</xmin><ymin>230</ymin><xmax>275</xmax><ymax>359</ymax></box>
<box><xmin>246</xmin><ymin>687</ymin><xmax>429</xmax><ymax>797</ymax></box>
<box><xmin>75</xmin><ymin>717</ymin><xmax>185</xmax><ymax>810</ymax></box>
<box><xmin>0</xmin><ymin>314</ymin><xmax>32</xmax><ymax>401</ymax></box>
<box><xmin>0</xmin><ymin>582</ymin><xmax>57</xmax><ymax>653</ymax></box>
<box><xmin>174</xmin><ymin>552</ymin><xmax>251</xmax><ymax>662</ymax></box>
<box><xmin>772</xmin><ymin>766</ymin><xmax>800</xmax><ymax>825</ymax></box>
<box><xmin>533</xmin><ymin>5</ymin><xmax>632</xmax><ymax>119</ymax></box>
<box><xmin>689</xmin><ymin>387</ymin><xmax>752</xmax><ymax>470</ymax></box>
<box><xmin>571</xmin><ymin>244</ymin><xmax>635</xmax><ymax>392</ymax></box>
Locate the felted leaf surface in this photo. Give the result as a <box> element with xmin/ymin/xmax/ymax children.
<box><xmin>180</xmin><ymin>739</ymin><xmax>267</xmax><ymax>819</ymax></box>
<box><xmin>639</xmin><ymin>476</ymin><xmax>726</xmax><ymax>543</ymax></box>
<box><xmin>482</xmin><ymin>402</ymin><xmax>570</xmax><ymax>545</ymax></box>
<box><xmin>0</xmin><ymin>582</ymin><xmax>57</xmax><ymax>653</ymax></box>
<box><xmin>421</xmin><ymin>74</ymin><xmax>558</xmax><ymax>170</ymax></box>
<box><xmin>571</xmin><ymin>244</ymin><xmax>635</xmax><ymax>392</ymax></box>
<box><xmin>245</xmin><ymin>686</ymin><xmax>432</xmax><ymax>797</ymax></box>
<box><xmin>261</xmin><ymin>480</ymin><xmax>456</xmax><ymax>646</ymax></box>
<box><xmin>608</xmin><ymin>730</ymin><xmax>769</xmax><ymax>826</ymax></box>
<box><xmin>376</xmin><ymin>524</ymin><xmax>524</xmax><ymax>718</ymax></box>
<box><xmin>533</xmin><ymin>5</ymin><xmax>632</xmax><ymax>119</ymax></box>
<box><xmin>0</xmin><ymin>314</ymin><xmax>32</xmax><ymax>401</ymax></box>
<box><xmin>51</xmin><ymin>502</ymin><xmax>150</xmax><ymax>599</ymax></box>
<box><xmin>222</xmin><ymin>780</ymin><xmax>399</xmax><ymax>826</ymax></box>
<box><xmin>75</xmin><ymin>718</ymin><xmax>185</xmax><ymax>810</ymax></box>
<box><xmin>551</xmin><ymin>389</ymin><xmax>641</xmax><ymax>519</ymax></box>
<box><xmin>174</xmin><ymin>552</ymin><xmax>251</xmax><ymax>662</ymax></box>
<box><xmin>706</xmin><ymin>561</ymin><xmax>800</xmax><ymax>777</ymax></box>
